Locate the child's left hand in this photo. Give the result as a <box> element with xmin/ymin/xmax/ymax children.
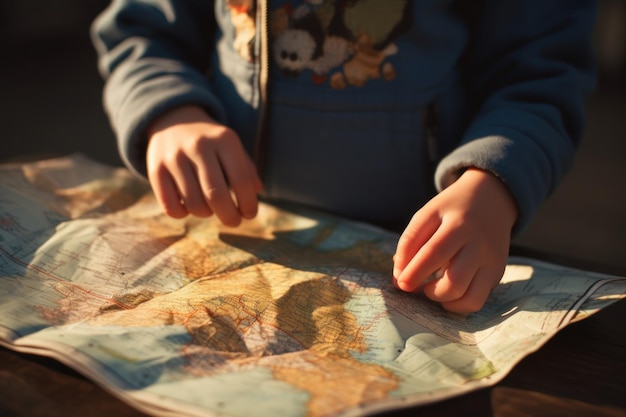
<box><xmin>392</xmin><ymin>168</ymin><xmax>518</xmax><ymax>313</ymax></box>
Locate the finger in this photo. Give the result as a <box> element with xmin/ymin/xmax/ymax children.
<box><xmin>440</xmin><ymin>267</ymin><xmax>501</xmax><ymax>314</ymax></box>
<box><xmin>393</xmin><ymin>209</ymin><xmax>441</xmax><ymax>278</ymax></box>
<box><xmin>218</xmin><ymin>150</ymin><xmax>259</xmax><ymax>220</ymax></box>
<box><xmin>195</xmin><ymin>152</ymin><xmax>242</xmax><ymax>227</ymax></box>
<box><xmin>422</xmin><ymin>245</ymin><xmax>480</xmax><ymax>303</ymax></box>
<box><xmin>396</xmin><ymin>222</ymin><xmax>464</xmax><ymax>293</ymax></box>
<box><xmin>168</xmin><ymin>156</ymin><xmax>213</xmax><ymax>217</ymax></box>
<box><xmin>148</xmin><ymin>164</ymin><xmax>188</xmax><ymax>218</ymax></box>
<box><xmin>248</xmin><ymin>156</ymin><xmax>264</xmax><ymax>193</ymax></box>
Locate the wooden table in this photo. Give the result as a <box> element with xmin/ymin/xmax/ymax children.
<box><xmin>1</xmin><ymin>248</ymin><xmax>624</xmax><ymax>417</ymax></box>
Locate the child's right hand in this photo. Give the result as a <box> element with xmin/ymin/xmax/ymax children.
<box><xmin>146</xmin><ymin>105</ymin><xmax>262</xmax><ymax>227</ymax></box>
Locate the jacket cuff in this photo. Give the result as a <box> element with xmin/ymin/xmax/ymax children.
<box><xmin>105</xmin><ymin>60</ymin><xmax>227</xmax><ymax>178</ymax></box>
<box><xmin>434</xmin><ymin>135</ymin><xmax>550</xmax><ymax>236</ymax></box>
<box><xmin>435</xmin><ymin>105</ymin><xmax>576</xmax><ymax>235</ymax></box>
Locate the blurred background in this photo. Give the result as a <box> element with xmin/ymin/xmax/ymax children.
<box><xmin>1</xmin><ymin>0</ymin><xmax>625</xmax><ymax>272</ymax></box>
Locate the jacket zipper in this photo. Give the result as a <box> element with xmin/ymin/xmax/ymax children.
<box><xmin>253</xmin><ymin>0</ymin><xmax>270</xmax><ymax>183</ymax></box>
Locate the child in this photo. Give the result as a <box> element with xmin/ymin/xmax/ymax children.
<box><xmin>91</xmin><ymin>0</ymin><xmax>596</xmax><ymax>313</ymax></box>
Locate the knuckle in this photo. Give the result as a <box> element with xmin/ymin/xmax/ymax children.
<box><xmin>147</xmin><ymin>162</ymin><xmax>167</xmax><ymax>179</ymax></box>
<box><xmin>396</xmin><ymin>233</ymin><xmax>415</xmax><ymax>250</ymax></box>
<box><xmin>214</xmin><ymin>125</ymin><xmax>235</xmax><ymax>140</ymax></box>
<box><xmin>164</xmin><ymin>149</ymin><xmax>186</xmax><ymax>166</ymax></box>
<box><xmin>443</xmin><ymin>293</ymin><xmax>487</xmax><ymax>314</ymax></box>
<box><xmin>443</xmin><ymin>283</ymin><xmax>467</xmax><ymax>302</ymax></box>
<box><xmin>192</xmin><ymin>136</ymin><xmax>214</xmax><ymax>154</ymax></box>
<box><xmin>428</xmin><ymin>280</ymin><xmax>464</xmax><ymax>302</ymax></box>
<box><xmin>453</xmin><ymin>299</ymin><xmax>483</xmax><ymax>314</ymax></box>
<box><xmin>442</xmin><ymin>210</ymin><xmax>469</xmax><ymax>230</ymax></box>
<box><xmin>444</xmin><ymin>265</ymin><xmax>464</xmax><ymax>285</ymax></box>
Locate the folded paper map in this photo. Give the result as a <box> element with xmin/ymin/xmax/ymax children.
<box><xmin>0</xmin><ymin>154</ymin><xmax>624</xmax><ymax>417</ymax></box>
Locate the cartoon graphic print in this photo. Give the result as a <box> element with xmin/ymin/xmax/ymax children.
<box><xmin>225</xmin><ymin>1</ymin><xmax>414</xmax><ymax>88</ymax></box>
<box><xmin>227</xmin><ymin>0</ymin><xmax>257</xmax><ymax>62</ymax></box>
<box><xmin>271</xmin><ymin>1</ymin><xmax>355</xmax><ymax>85</ymax></box>
<box><xmin>271</xmin><ymin>0</ymin><xmax>413</xmax><ymax>88</ymax></box>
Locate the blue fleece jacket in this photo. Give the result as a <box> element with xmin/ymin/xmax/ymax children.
<box><xmin>91</xmin><ymin>0</ymin><xmax>596</xmax><ymax>232</ymax></box>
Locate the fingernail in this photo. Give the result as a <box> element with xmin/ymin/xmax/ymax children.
<box><xmin>242</xmin><ymin>212</ymin><xmax>256</xmax><ymax>220</ymax></box>
<box><xmin>396</xmin><ymin>279</ymin><xmax>412</xmax><ymax>292</ymax></box>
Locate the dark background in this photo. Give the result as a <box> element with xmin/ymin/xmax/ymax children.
<box><xmin>1</xmin><ymin>0</ymin><xmax>625</xmax><ymax>272</ymax></box>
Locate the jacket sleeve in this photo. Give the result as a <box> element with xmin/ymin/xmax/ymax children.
<box><xmin>91</xmin><ymin>0</ymin><xmax>227</xmax><ymax>177</ymax></box>
<box><xmin>434</xmin><ymin>0</ymin><xmax>596</xmax><ymax>234</ymax></box>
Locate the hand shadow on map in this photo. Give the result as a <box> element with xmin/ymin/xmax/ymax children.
<box><xmin>217</xmin><ymin>225</ymin><xmax>579</xmax><ymax>354</ymax></box>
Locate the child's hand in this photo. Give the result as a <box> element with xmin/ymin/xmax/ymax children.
<box><xmin>146</xmin><ymin>105</ymin><xmax>262</xmax><ymax>227</ymax></box>
<box><xmin>392</xmin><ymin>168</ymin><xmax>518</xmax><ymax>313</ymax></box>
